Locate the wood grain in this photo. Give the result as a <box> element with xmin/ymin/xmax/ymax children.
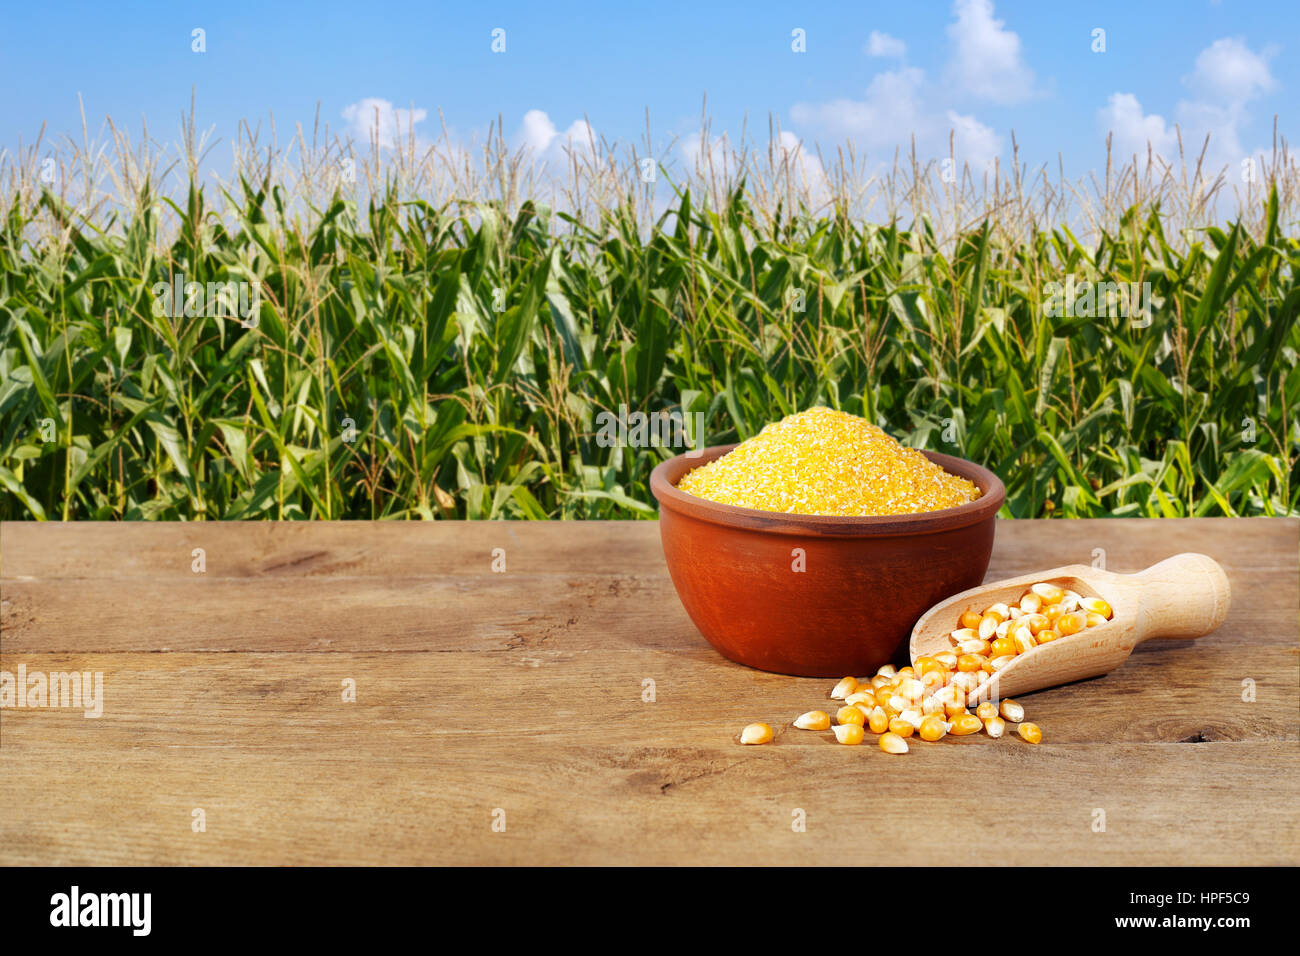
<box><xmin>1</xmin><ymin>518</ymin><xmax>1297</xmax><ymax>865</ymax></box>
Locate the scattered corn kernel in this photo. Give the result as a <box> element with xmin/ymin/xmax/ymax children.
<box><xmin>836</xmin><ymin>706</ymin><xmax>866</xmax><ymax>727</ymax></box>
<box><xmin>949</xmin><ymin>713</ymin><xmax>983</xmax><ymax>736</ymax></box>
<box><xmin>740</xmin><ymin>723</ymin><xmax>773</xmax><ymax>745</ymax></box>
<box><xmin>919</xmin><ymin>715</ymin><xmax>949</xmax><ymax>741</ymax></box>
<box><xmin>794</xmin><ymin>710</ymin><xmax>830</xmax><ymax>731</ymax></box>
<box><xmin>1000</xmin><ymin>699</ymin><xmax>1025</xmax><ymax>722</ymax></box>
<box><xmin>845</xmin><ymin>691</ymin><xmax>874</xmax><ymax>707</ymax></box>
<box><xmin>833</xmin><ymin>723</ymin><xmax>866</xmax><ymax>745</ymax></box>
<box><xmin>867</xmin><ymin>706</ymin><xmax>890</xmax><ymax>734</ymax></box>
<box><xmin>677</xmin><ymin>407</ymin><xmax>981</xmax><ymax>516</ymax></box>
<box><xmin>888</xmin><ymin>718</ymin><xmax>915</xmax><ymax>738</ymax></box>
<box><xmin>830</xmin><ymin>676</ymin><xmax>858</xmax><ymax>700</ymax></box>
<box><xmin>984</xmin><ymin>715</ymin><xmax>1006</xmax><ymax>738</ymax></box>
<box><xmin>878</xmin><ymin>731</ymin><xmax>909</xmax><ymax>754</ymax></box>
<box><xmin>1017</xmin><ymin>722</ymin><xmax>1042</xmax><ymax>744</ymax></box>
<box><xmin>975</xmin><ymin>701</ymin><xmax>999</xmax><ymax>720</ymax></box>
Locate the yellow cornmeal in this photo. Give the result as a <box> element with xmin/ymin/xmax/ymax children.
<box><xmin>678</xmin><ymin>407</ymin><xmax>981</xmax><ymax>517</ymax></box>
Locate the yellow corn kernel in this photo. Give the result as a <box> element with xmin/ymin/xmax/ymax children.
<box><xmin>833</xmin><ymin>723</ymin><xmax>866</xmax><ymax>745</ymax></box>
<box><xmin>1013</xmin><ymin>628</ymin><xmax>1037</xmax><ymax>654</ymax></box>
<box><xmin>793</xmin><ymin>710</ymin><xmax>830</xmax><ymax>731</ymax></box>
<box><xmin>995</xmin><ymin>618</ymin><xmax>1014</xmax><ymax>640</ymax></box>
<box><xmin>977</xmin><ymin>615</ymin><xmax>999</xmax><ymax>640</ymax></box>
<box><xmin>1008</xmin><ymin>606</ymin><xmax>1024</xmax><ymax>620</ymax></box>
<box><xmin>987</xmin><ymin>655</ymin><xmax>1015</xmax><ymax>672</ymax></box>
<box><xmin>867</xmin><ymin>706</ymin><xmax>890</xmax><ymax>734</ymax></box>
<box><xmin>1031</xmin><ymin>582</ymin><xmax>1064</xmax><ymax>603</ymax></box>
<box><xmin>983</xmin><ymin>715</ymin><xmax>1006</xmax><ymax>738</ymax></box>
<box><xmin>1043</xmin><ymin>603</ymin><xmax>1064</xmax><ymax>622</ymax></box>
<box><xmin>919</xmin><ymin>715</ymin><xmax>949</xmax><ymax>741</ymax></box>
<box><xmin>898</xmin><ymin>677</ymin><xmax>925</xmax><ymax>701</ymax></box>
<box><xmin>933</xmin><ymin>651</ymin><xmax>959</xmax><ymax>670</ymax></box>
<box><xmin>886</xmin><ymin>695</ymin><xmax>907</xmax><ymax>715</ymax></box>
<box><xmin>985</xmin><ymin>602</ymin><xmax>1010</xmax><ymax>620</ymax></box>
<box><xmin>943</xmin><ymin>699</ymin><xmax>968</xmax><ymax>719</ymax></box>
<box><xmin>949</xmin><ymin>671</ymin><xmax>980</xmax><ymax>693</ymax></box>
<box><xmin>975</xmin><ymin>700</ymin><xmax>999</xmax><ymax>720</ymax></box>
<box><xmin>1017</xmin><ymin>722</ymin><xmax>1042</xmax><ymax>744</ymax></box>
<box><xmin>956</xmin><ymin>639</ymin><xmax>991</xmax><ymax>657</ymax></box>
<box><xmin>922</xmin><ymin>695</ymin><xmax>944</xmax><ymax>716</ymax></box>
<box><xmin>844</xmin><ymin>691</ymin><xmax>874</xmax><ymax>707</ymax></box>
<box><xmin>836</xmin><ymin>705</ymin><xmax>866</xmax><ymax>727</ymax></box>
<box><xmin>1024</xmin><ymin>613</ymin><xmax>1050</xmax><ymax>635</ymax></box>
<box><xmin>949</xmin><ymin>627</ymin><xmax>978</xmax><ymax>644</ymax></box>
<box><xmin>897</xmin><ymin>666</ymin><xmax>915</xmax><ymax>679</ymax></box>
<box><xmin>920</xmin><ymin>671</ymin><xmax>951</xmax><ymax>691</ymax></box>
<box><xmin>959</xmin><ymin>609</ymin><xmax>983</xmax><ymax>630</ymax></box>
<box><xmin>878</xmin><ymin>731</ymin><xmax>909</xmax><ymax>754</ymax></box>
<box><xmin>888</xmin><ymin>717</ymin><xmax>915</xmax><ymax>738</ymax></box>
<box><xmin>914</xmin><ymin>655</ymin><xmax>939</xmax><ymax>674</ymax></box>
<box><xmin>1019</xmin><ymin>591</ymin><xmax>1043</xmax><ymax>614</ymax></box>
<box><xmin>876</xmin><ymin>664</ymin><xmax>897</xmax><ymax>679</ymax></box>
<box><xmin>1086</xmin><ymin>611</ymin><xmax>1109</xmax><ymax>628</ymax></box>
<box><xmin>999</xmin><ymin>699</ymin><xmax>1025</xmax><ymax>722</ymax></box>
<box><xmin>956</xmin><ymin>653</ymin><xmax>985</xmax><ymax>672</ymax></box>
<box><xmin>1035</xmin><ymin>628</ymin><xmax>1061</xmax><ymax>644</ymax></box>
<box><xmin>870</xmin><ymin>674</ymin><xmax>890</xmax><ymax>690</ymax></box>
<box><xmin>989</xmin><ymin>636</ymin><xmax>1016</xmax><ymax>658</ymax></box>
<box><xmin>874</xmin><ymin>687</ymin><xmax>894</xmax><ymax>708</ymax></box>
<box><xmin>740</xmin><ymin>723</ymin><xmax>773</xmax><ymax>745</ymax></box>
<box><xmin>949</xmin><ymin>713</ymin><xmax>983</xmax><ymax>736</ymax></box>
<box><xmin>1057</xmin><ymin>611</ymin><xmax>1087</xmax><ymax>635</ymax></box>
<box><xmin>1081</xmin><ymin>596</ymin><xmax>1113</xmax><ymax>619</ymax></box>
<box><xmin>854</xmin><ymin>703</ymin><xmax>875</xmax><ymax>720</ymax></box>
<box><xmin>830</xmin><ymin>676</ymin><xmax>858</xmax><ymax>700</ymax></box>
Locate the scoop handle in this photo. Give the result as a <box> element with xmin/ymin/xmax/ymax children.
<box><xmin>1131</xmin><ymin>552</ymin><xmax>1231</xmax><ymax>641</ymax></box>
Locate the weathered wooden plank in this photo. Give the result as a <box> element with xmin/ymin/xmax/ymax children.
<box><xmin>3</xmin><ymin>518</ymin><xmax>1294</xmax><ymax>579</ymax></box>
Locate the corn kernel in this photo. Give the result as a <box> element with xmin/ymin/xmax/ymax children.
<box><xmin>1019</xmin><ymin>592</ymin><xmax>1042</xmax><ymax>614</ymax></box>
<box><xmin>959</xmin><ymin>610</ymin><xmax>983</xmax><ymax>630</ymax></box>
<box><xmin>1024</xmin><ymin>613</ymin><xmax>1049</xmax><ymax>635</ymax></box>
<box><xmin>988</xmin><ymin>655</ymin><xmax>1015</xmax><ymax>672</ymax></box>
<box><xmin>950</xmin><ymin>627</ymin><xmax>978</xmax><ymax>644</ymax></box>
<box><xmin>1013</xmin><ymin>628</ymin><xmax>1037</xmax><ymax>654</ymax></box>
<box><xmin>844</xmin><ymin>691</ymin><xmax>874</xmax><ymax>707</ymax></box>
<box><xmin>878</xmin><ymin>731</ymin><xmax>909</xmax><ymax>754</ymax></box>
<box><xmin>957</xmin><ymin>638</ymin><xmax>992</xmax><ymax>655</ymax></box>
<box><xmin>1035</xmin><ymin>628</ymin><xmax>1061</xmax><ymax>643</ymax></box>
<box><xmin>932</xmin><ymin>651</ymin><xmax>958</xmax><ymax>670</ymax></box>
<box><xmin>830</xmin><ymin>676</ymin><xmax>858</xmax><ymax>700</ymax></box>
<box><xmin>1085</xmin><ymin>611</ymin><xmax>1109</xmax><ymax>628</ymax></box>
<box><xmin>978</xmin><ymin>615</ymin><xmax>999</xmax><ymax>640</ymax></box>
<box><xmin>876</xmin><ymin>664</ymin><xmax>897</xmax><ymax>679</ymax></box>
<box><xmin>833</xmin><ymin>723</ymin><xmax>866</xmax><ymax>745</ymax></box>
<box><xmin>983</xmin><ymin>715</ymin><xmax>1006</xmax><ymax>738</ymax></box>
<box><xmin>1057</xmin><ymin>611</ymin><xmax>1087</xmax><ymax>635</ymax></box>
<box><xmin>888</xmin><ymin>718</ymin><xmax>915</xmax><ymax>738</ymax></box>
<box><xmin>949</xmin><ymin>713</ymin><xmax>983</xmax><ymax>736</ymax></box>
<box><xmin>1031</xmin><ymin>582</ymin><xmax>1065</xmax><ymax>603</ymax></box>
<box><xmin>989</xmin><ymin>636</ymin><xmax>1016</xmax><ymax>658</ymax></box>
<box><xmin>985</xmin><ymin>602</ymin><xmax>1010</xmax><ymax>620</ymax></box>
<box><xmin>1017</xmin><ymin>722</ymin><xmax>1042</xmax><ymax>744</ymax></box>
<box><xmin>943</xmin><ymin>699</ymin><xmax>968</xmax><ymax>719</ymax></box>
<box><xmin>1000</xmin><ymin>699</ymin><xmax>1025</xmax><ymax>722</ymax></box>
<box><xmin>919</xmin><ymin>715</ymin><xmax>949</xmax><ymax>741</ymax></box>
<box><xmin>867</xmin><ymin>706</ymin><xmax>890</xmax><ymax>734</ymax></box>
<box><xmin>1081</xmin><ymin>596</ymin><xmax>1113</xmax><ymax>619</ymax></box>
<box><xmin>794</xmin><ymin>710</ymin><xmax>830</xmax><ymax>731</ymax></box>
<box><xmin>836</xmin><ymin>706</ymin><xmax>866</xmax><ymax>727</ymax></box>
<box><xmin>740</xmin><ymin>723</ymin><xmax>773</xmax><ymax>745</ymax></box>
<box><xmin>975</xmin><ymin>701</ymin><xmax>999</xmax><ymax>720</ymax></box>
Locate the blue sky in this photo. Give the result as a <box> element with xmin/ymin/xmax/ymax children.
<box><xmin>2</xmin><ymin>1</ymin><xmax>1294</xmax><ymax>181</ymax></box>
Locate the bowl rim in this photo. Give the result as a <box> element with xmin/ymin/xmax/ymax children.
<box><xmin>650</xmin><ymin>443</ymin><xmax>1005</xmax><ymax>537</ymax></box>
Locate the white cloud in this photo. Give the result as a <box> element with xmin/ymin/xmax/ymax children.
<box><xmin>514</xmin><ymin>109</ymin><xmax>599</xmax><ymax>168</ymax></box>
<box><xmin>341</xmin><ymin>98</ymin><xmax>428</xmax><ymax>149</ymax></box>
<box><xmin>866</xmin><ymin>31</ymin><xmax>906</xmax><ymax>58</ymax></box>
<box><xmin>1185</xmin><ymin>37</ymin><xmax>1275</xmax><ymax>105</ymax></box>
<box><xmin>1099</xmin><ymin>37</ymin><xmax>1276</xmax><ymax>170</ymax></box>
<box><xmin>944</xmin><ymin>0</ymin><xmax>1037</xmax><ymax>105</ymax></box>
<box><xmin>791</xmin><ymin>66</ymin><xmax>1000</xmax><ymax>172</ymax></box>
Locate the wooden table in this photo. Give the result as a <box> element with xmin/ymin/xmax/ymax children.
<box><xmin>1</xmin><ymin>518</ymin><xmax>1297</xmax><ymax>866</ymax></box>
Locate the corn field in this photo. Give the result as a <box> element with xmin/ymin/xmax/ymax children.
<box><xmin>1</xmin><ymin>113</ymin><xmax>1298</xmax><ymax>520</ymax></box>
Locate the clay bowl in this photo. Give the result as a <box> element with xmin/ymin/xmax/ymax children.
<box><xmin>650</xmin><ymin>445</ymin><xmax>1005</xmax><ymax>678</ymax></box>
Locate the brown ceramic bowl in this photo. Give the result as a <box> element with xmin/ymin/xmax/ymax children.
<box><xmin>650</xmin><ymin>445</ymin><xmax>1005</xmax><ymax>677</ymax></box>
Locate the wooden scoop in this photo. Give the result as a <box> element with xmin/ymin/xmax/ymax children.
<box><xmin>909</xmin><ymin>553</ymin><xmax>1231</xmax><ymax>704</ymax></box>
